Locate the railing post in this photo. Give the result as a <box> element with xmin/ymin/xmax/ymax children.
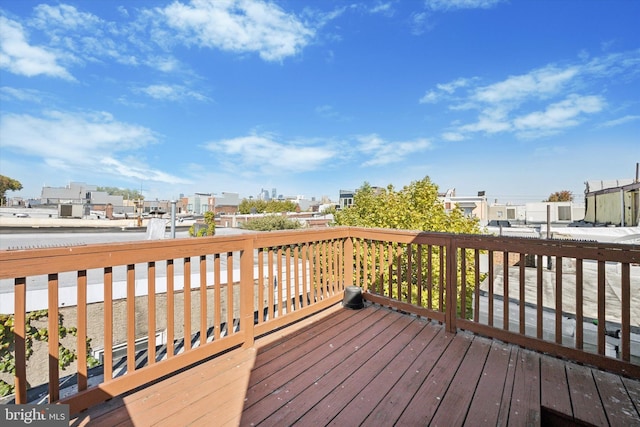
<box><xmin>445</xmin><ymin>237</ymin><xmax>457</xmax><ymax>333</ymax></box>
<box><xmin>14</xmin><ymin>277</ymin><xmax>27</xmax><ymax>404</ymax></box>
<box><xmin>241</xmin><ymin>237</ymin><xmax>255</xmax><ymax>348</ymax></box>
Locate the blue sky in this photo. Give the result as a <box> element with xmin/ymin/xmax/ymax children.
<box><xmin>1</xmin><ymin>0</ymin><xmax>638</xmax><ymax>204</ymax></box>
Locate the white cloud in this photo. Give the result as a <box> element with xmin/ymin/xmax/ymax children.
<box><xmin>357</xmin><ymin>134</ymin><xmax>432</xmax><ymax>166</ymax></box>
<box><xmin>420</xmin><ymin>77</ymin><xmax>471</xmax><ymax>103</ymax></box>
<box><xmin>137</xmin><ymin>84</ymin><xmax>210</xmax><ymax>102</ymax></box>
<box><xmin>0</xmin><ymin>16</ymin><xmax>74</xmax><ymax>80</ymax></box>
<box><xmin>441</xmin><ymin>132</ymin><xmax>465</xmax><ymax>142</ymax></box>
<box><xmin>369</xmin><ymin>3</ymin><xmax>394</xmax><ymax>15</ymax></box>
<box><xmin>473</xmin><ymin>66</ymin><xmax>579</xmax><ymax>104</ymax></box>
<box><xmin>0</xmin><ymin>86</ymin><xmax>44</xmax><ymax>103</ymax></box>
<box><xmin>426</xmin><ymin>51</ymin><xmax>638</xmax><ymax>140</ymax></box>
<box><xmin>32</xmin><ymin>4</ymin><xmax>102</xmax><ymax>30</ymax></box>
<box><xmin>599</xmin><ymin>115</ymin><xmax>640</xmax><ymax>128</ymax></box>
<box><xmin>203</xmin><ymin>133</ymin><xmax>336</xmax><ymax>173</ymax></box>
<box><xmin>160</xmin><ymin>0</ymin><xmax>315</xmax><ymax>61</ymax></box>
<box><xmin>513</xmin><ymin>94</ymin><xmax>605</xmax><ymax>138</ymax></box>
<box><xmin>425</xmin><ymin>0</ymin><xmax>506</xmax><ymax>11</ymax></box>
<box><xmin>0</xmin><ymin>110</ymin><xmax>187</xmax><ymax>184</ymax></box>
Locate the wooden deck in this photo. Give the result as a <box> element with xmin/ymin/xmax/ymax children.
<box><xmin>71</xmin><ymin>303</ymin><xmax>640</xmax><ymax>427</ymax></box>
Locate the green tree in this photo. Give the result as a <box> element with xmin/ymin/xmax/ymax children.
<box><xmin>97</xmin><ymin>186</ymin><xmax>144</xmax><ymax>200</ymax></box>
<box><xmin>0</xmin><ymin>175</ymin><xmax>23</xmax><ymax>205</ymax></box>
<box><xmin>544</xmin><ymin>190</ymin><xmax>573</xmax><ymax>202</ymax></box>
<box><xmin>241</xmin><ymin>215</ymin><xmax>301</xmax><ymax>231</ymax></box>
<box><xmin>189</xmin><ymin>211</ymin><xmax>216</xmax><ymax>237</ymax></box>
<box><xmin>335</xmin><ymin>176</ymin><xmax>481</xmax><ymax>315</ymax></box>
<box><xmin>238</xmin><ymin>199</ymin><xmax>298</xmax><ymax>214</ymax></box>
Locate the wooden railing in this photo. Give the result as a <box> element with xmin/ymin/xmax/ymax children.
<box><xmin>0</xmin><ymin>228</ymin><xmax>351</xmax><ymax>414</ymax></box>
<box><xmin>350</xmin><ymin>228</ymin><xmax>640</xmax><ymax>378</ymax></box>
<box><xmin>1</xmin><ymin>227</ymin><xmax>639</xmax><ymax>415</ymax></box>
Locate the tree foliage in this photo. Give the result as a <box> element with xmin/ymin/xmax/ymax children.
<box><xmin>189</xmin><ymin>211</ymin><xmax>216</xmax><ymax>237</ymax></box>
<box><xmin>334</xmin><ymin>177</ymin><xmax>480</xmax><ymax>234</ymax></box>
<box><xmin>97</xmin><ymin>186</ymin><xmax>145</xmax><ymax>200</ymax></box>
<box><xmin>240</xmin><ymin>215</ymin><xmax>302</xmax><ymax>231</ymax></box>
<box><xmin>544</xmin><ymin>190</ymin><xmax>573</xmax><ymax>202</ymax></box>
<box><xmin>335</xmin><ymin>177</ymin><xmax>481</xmax><ymax>316</ymax></box>
<box><xmin>238</xmin><ymin>199</ymin><xmax>298</xmax><ymax>214</ymax></box>
<box><xmin>0</xmin><ymin>175</ymin><xmax>23</xmax><ymax>205</ymax></box>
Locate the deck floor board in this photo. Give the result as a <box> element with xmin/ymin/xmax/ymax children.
<box><xmin>70</xmin><ymin>304</ymin><xmax>640</xmax><ymax>427</ymax></box>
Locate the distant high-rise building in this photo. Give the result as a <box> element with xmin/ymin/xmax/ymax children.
<box><xmin>272</xmin><ymin>188</ymin><xmax>277</xmax><ymax>199</ymax></box>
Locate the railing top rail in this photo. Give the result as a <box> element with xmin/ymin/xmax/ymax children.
<box><xmin>2</xmin><ymin>226</ymin><xmax>638</xmax><ymax>279</ymax></box>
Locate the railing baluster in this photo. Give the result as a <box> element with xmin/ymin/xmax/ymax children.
<box><xmin>427</xmin><ymin>245</ymin><xmax>433</xmax><ymax>311</ymax></box>
<box><xmin>417</xmin><ymin>245</ymin><xmax>423</xmax><ymax>308</ymax></box>
<box><xmin>555</xmin><ymin>256</ymin><xmax>563</xmax><ymax>345</ymax></box>
<box><xmin>268</xmin><ymin>249</ymin><xmax>275</xmax><ymax>320</ymax></box>
<box><xmin>396</xmin><ymin>244</ymin><xmax>402</xmax><ymax>302</ymax></box>
<box><xmin>407</xmin><ymin>244</ymin><xmax>413</xmax><ymax>305</ymax></box>
<box><xmin>488</xmin><ymin>251</ymin><xmax>494</xmax><ymax>327</ymax></box>
<box><xmin>183</xmin><ymin>257</ymin><xmax>191</xmax><ymax>351</ymax></box>
<box><xmin>14</xmin><ymin>277</ymin><xmax>27</xmax><ymax>404</ymax></box>
<box><xmin>199</xmin><ymin>255</ymin><xmax>207</xmax><ymax>342</ymax></box>
<box><xmin>503</xmin><ymin>251</ymin><xmax>509</xmax><ymax>331</ymax></box>
<box><xmin>167</xmin><ymin>260</ymin><xmax>174</xmax><ymax>357</ymax></box>
<box><xmin>77</xmin><ymin>271</ymin><xmax>88</xmax><ymax>391</ymax></box>
<box><xmin>597</xmin><ymin>260</ymin><xmax>606</xmax><ymax>355</ymax></box>
<box><xmin>227</xmin><ymin>252</ymin><xmax>234</xmax><ymax>334</ymax></box>
<box><xmin>48</xmin><ymin>273</ymin><xmax>60</xmax><ymax>402</ymax></box>
<box><xmin>519</xmin><ymin>254</ymin><xmax>525</xmax><ymax>335</ymax></box>
<box><xmin>378</xmin><ymin>242</ymin><xmax>384</xmax><ymax>297</ymax></box>
<box><xmin>355</xmin><ymin>239</ymin><xmax>361</xmax><ymax>289</ymax></box>
<box><xmin>302</xmin><ymin>243</ymin><xmax>308</xmax><ymax>307</ymax></box>
<box><xmin>286</xmin><ymin>246</ymin><xmax>292</xmax><ymax>312</ymax></box>
<box><xmin>104</xmin><ymin>267</ymin><xmax>113</xmax><ymax>380</ymax></box>
<box><xmin>294</xmin><ymin>245</ymin><xmax>300</xmax><ymax>310</ymax></box>
<box><xmin>126</xmin><ymin>265</ymin><xmax>135</xmax><ymax>373</ymax></box>
<box><xmin>474</xmin><ymin>249</ymin><xmax>479</xmax><ymax>323</ymax></box>
<box><xmin>214</xmin><ymin>253</ymin><xmax>221</xmax><ymax>340</ymax></box>
<box><xmin>387</xmin><ymin>243</ymin><xmax>393</xmax><ymax>299</ymax></box>
<box><xmin>575</xmin><ymin>258</ymin><xmax>584</xmax><ymax>350</ymax></box>
<box><xmin>277</xmin><ymin>248</ymin><xmax>284</xmax><ymax>315</ymax></box>
<box><xmin>148</xmin><ymin>262</ymin><xmax>156</xmax><ymax>364</ymax></box>
<box><xmin>537</xmin><ymin>255</ymin><xmax>543</xmax><ymax>340</ymax></box>
<box><xmin>622</xmin><ymin>262</ymin><xmax>631</xmax><ymax>362</ymax></box>
<box><xmin>460</xmin><ymin>248</ymin><xmax>467</xmax><ymax>320</ymax></box>
<box><xmin>258</xmin><ymin>248</ymin><xmax>265</xmax><ymax>321</ymax></box>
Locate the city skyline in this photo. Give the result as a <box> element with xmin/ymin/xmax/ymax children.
<box><xmin>1</xmin><ymin>0</ymin><xmax>639</xmax><ymax>205</ymax></box>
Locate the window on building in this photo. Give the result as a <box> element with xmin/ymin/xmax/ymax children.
<box><xmin>507</xmin><ymin>208</ymin><xmax>516</xmax><ymax>220</ymax></box>
<box><xmin>558</xmin><ymin>205</ymin><xmax>571</xmax><ymax>221</ymax></box>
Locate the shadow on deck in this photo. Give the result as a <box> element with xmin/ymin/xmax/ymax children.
<box><xmin>71</xmin><ymin>303</ymin><xmax>640</xmax><ymax>426</ymax></box>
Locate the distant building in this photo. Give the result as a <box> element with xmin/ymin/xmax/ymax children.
<box><xmin>214</xmin><ymin>192</ymin><xmax>240</xmax><ymax>215</ymax></box>
<box><xmin>488</xmin><ymin>201</ymin><xmax>584</xmax><ymax>225</ymax></box>
<box><xmin>439</xmin><ymin>189</ymin><xmax>489</xmax><ymax>223</ymax></box>
<box><xmin>584</xmin><ymin>179</ymin><xmax>639</xmax><ymax>227</ymax></box>
<box><xmin>338</xmin><ymin>190</ymin><xmax>355</xmax><ymax>210</ymax></box>
<box><xmin>186</xmin><ymin>193</ymin><xmax>213</xmax><ymax>215</ymax></box>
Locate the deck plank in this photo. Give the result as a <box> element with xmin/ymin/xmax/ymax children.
<box><xmin>66</xmin><ymin>305</ymin><xmax>640</xmax><ymax>427</ymax></box>
<box><xmin>297</xmin><ymin>317</ymin><xmax>428</xmax><ymax>425</ymax></box>
<box><xmin>394</xmin><ymin>332</ymin><xmax>474</xmax><ymax>425</ymax></box>
<box><xmin>507</xmin><ymin>348</ymin><xmax>540</xmax><ymax>425</ymax></box>
<box><xmin>327</xmin><ymin>320</ymin><xmax>440</xmax><ymax>426</ymax></box>
<box><xmin>540</xmin><ymin>354</ymin><xmax>572</xmax><ymax>418</ymax></box>
<box><xmin>240</xmin><ymin>308</ymin><xmax>394</xmax><ymax>424</ymax></box>
<box><xmin>362</xmin><ymin>326</ymin><xmax>455</xmax><ymax>426</ymax></box>
<box><xmin>430</xmin><ymin>335</ymin><xmax>492</xmax><ymax>426</ymax></box>
<box><xmin>256</xmin><ymin>314</ymin><xmax>415</xmax><ymax>426</ymax></box>
<box><xmin>566</xmin><ymin>363</ymin><xmax>609</xmax><ymax>426</ymax></box>
<box><xmin>465</xmin><ymin>341</ymin><xmax>513</xmax><ymax>426</ymax></box>
<box><xmin>593</xmin><ymin>369</ymin><xmax>640</xmax><ymax>426</ymax></box>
